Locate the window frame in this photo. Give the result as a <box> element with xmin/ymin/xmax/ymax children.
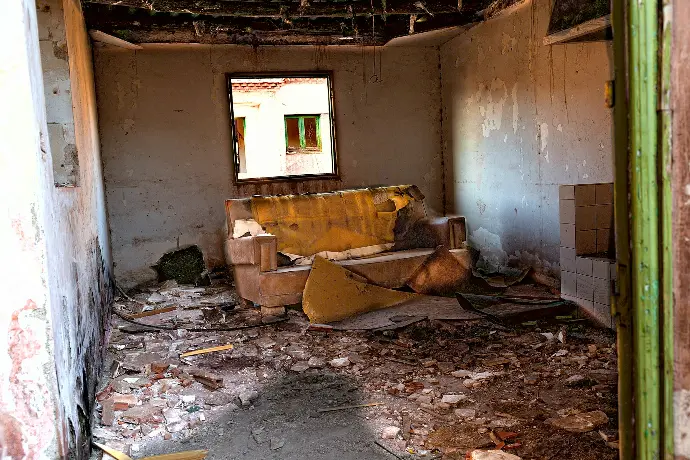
<box><xmin>284</xmin><ymin>115</ymin><xmax>322</xmax><ymax>153</ymax></box>
<box><xmin>226</xmin><ymin>72</ymin><xmax>339</xmax><ymax>184</ymax></box>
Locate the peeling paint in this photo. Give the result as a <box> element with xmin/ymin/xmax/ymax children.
<box><xmin>539</xmin><ymin>122</ymin><xmax>549</xmax><ymax>163</ymax></box>
<box><xmin>476</xmin><ymin>78</ymin><xmax>508</xmax><ymax>138</ymax></box>
<box><xmin>440</xmin><ymin>0</ymin><xmax>614</xmax><ymax>280</ymax></box>
<box><xmin>469</xmin><ymin>227</ymin><xmax>508</xmax><ymax>272</ymax></box>
<box><xmin>676</xmin><ymin>389</ymin><xmax>690</xmax><ymax>457</ymax></box>
<box><xmin>501</xmin><ymin>32</ymin><xmax>518</xmax><ymax>55</ymax></box>
<box><xmin>511</xmin><ymin>83</ymin><xmax>519</xmax><ymax>134</ymax></box>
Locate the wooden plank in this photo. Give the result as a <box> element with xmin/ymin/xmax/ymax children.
<box><xmin>179</xmin><ymin>344</ymin><xmax>233</xmax><ymax>358</ymax></box>
<box><xmin>89</xmin><ymin>30</ymin><xmax>142</xmax><ymax>49</ymax></box>
<box><xmin>543</xmin><ymin>15</ymin><xmax>611</xmax><ymax>46</ymax></box>
<box><xmin>83</xmin><ymin>0</ymin><xmax>464</xmax><ymax>18</ymax></box>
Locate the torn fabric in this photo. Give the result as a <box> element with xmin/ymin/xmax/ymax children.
<box><xmin>302</xmin><ymin>256</ymin><xmax>419</xmax><ymax>323</ymax></box>
<box><xmin>249</xmin><ymin>186</ymin><xmax>420</xmax><ymax>256</ymax></box>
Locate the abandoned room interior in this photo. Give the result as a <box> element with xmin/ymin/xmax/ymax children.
<box><xmin>2</xmin><ymin>0</ymin><xmax>689</xmax><ymax>458</ymax></box>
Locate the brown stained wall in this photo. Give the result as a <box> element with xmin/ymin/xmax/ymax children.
<box><xmin>673</xmin><ymin>1</ymin><xmax>690</xmax><ymax>457</ymax></box>
<box><xmin>440</xmin><ymin>0</ymin><xmax>614</xmax><ymax>277</ymax></box>
<box><xmin>93</xmin><ymin>45</ymin><xmax>443</xmax><ymax>287</ymax></box>
<box><xmin>39</xmin><ymin>0</ymin><xmax>114</xmax><ymax>455</ymax></box>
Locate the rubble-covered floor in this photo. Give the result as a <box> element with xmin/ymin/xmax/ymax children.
<box><xmin>93</xmin><ymin>275</ymin><xmax>619</xmax><ymax>460</ymax></box>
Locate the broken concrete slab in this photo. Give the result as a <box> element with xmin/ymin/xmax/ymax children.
<box><xmin>546</xmin><ymin>410</ymin><xmax>609</xmax><ymax>433</ymax></box>
<box><xmin>468</xmin><ymin>451</ymin><xmax>522</xmax><ymax>460</ymax></box>
<box><xmin>381</xmin><ymin>426</ymin><xmax>401</xmax><ymax>439</ymax></box>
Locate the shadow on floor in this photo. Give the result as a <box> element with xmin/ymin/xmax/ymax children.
<box><xmin>136</xmin><ymin>371</ymin><xmax>393</xmax><ymax>460</ymax></box>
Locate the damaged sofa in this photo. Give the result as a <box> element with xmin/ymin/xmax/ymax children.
<box><xmin>224</xmin><ymin>185</ymin><xmax>469</xmax><ymax>309</ymax></box>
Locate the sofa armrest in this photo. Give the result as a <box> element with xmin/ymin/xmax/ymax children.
<box><xmin>225</xmin><ymin>235</ymin><xmax>278</xmax><ymax>272</ymax></box>
<box><xmin>447</xmin><ymin>216</ymin><xmax>467</xmax><ymax>249</ymax></box>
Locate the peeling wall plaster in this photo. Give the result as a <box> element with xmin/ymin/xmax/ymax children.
<box><xmin>441</xmin><ymin>0</ymin><xmax>614</xmax><ymax>276</ymax></box>
<box><xmin>94</xmin><ymin>45</ymin><xmax>443</xmax><ymax>287</ymax></box>
<box><xmin>30</xmin><ymin>0</ymin><xmax>113</xmax><ymax>456</ymax></box>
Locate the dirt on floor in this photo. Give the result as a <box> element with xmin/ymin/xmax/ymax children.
<box><xmin>92</xmin><ymin>274</ymin><xmax>619</xmax><ymax>460</ymax></box>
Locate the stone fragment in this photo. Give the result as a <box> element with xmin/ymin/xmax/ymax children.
<box><xmin>147</xmin><ymin>292</ymin><xmax>167</xmax><ymax>304</ymax></box>
<box><xmin>455</xmin><ymin>408</ymin><xmax>477</xmax><ymax>419</ymax></box>
<box><xmin>330</xmin><ymin>357</ymin><xmax>350</xmax><ymax>368</ymax></box>
<box><xmin>348</xmin><ymin>352</ymin><xmax>363</xmax><ymax>363</ymax></box>
<box><xmin>101</xmin><ymin>398</ymin><xmax>115</xmax><ymax>426</ymax></box>
<box><xmin>451</xmin><ymin>370</ymin><xmax>473</xmax><ymax>378</ymax></box>
<box><xmin>416</xmin><ymin>394</ymin><xmax>433</xmax><ymax>405</ymax></box>
<box><xmin>233</xmin><ymin>344</ymin><xmax>259</xmax><ymax>358</ymax></box>
<box><xmin>159</xmin><ymin>280</ymin><xmax>179</xmax><ymax>291</ymax></box>
<box><xmin>308</xmin><ymin>357</ymin><xmax>326</xmax><ymax>368</ymax></box>
<box><xmin>163</xmin><ymin>408</ymin><xmax>183</xmax><ymax>425</ymax></box>
<box><xmin>205</xmin><ymin>392</ymin><xmax>235</xmax><ymax>406</ymax></box>
<box><xmin>113</xmin><ymin>393</ymin><xmax>138</xmax><ymax>410</ymax></box>
<box><xmin>441</xmin><ymin>394</ymin><xmax>466</xmax><ymax>405</ymax></box>
<box><xmin>565</xmin><ymin>375</ymin><xmax>587</xmax><ymax>386</ymax></box>
<box><xmin>546</xmin><ymin>410</ymin><xmax>609</xmax><ymax>433</ymax></box>
<box><xmin>489</xmin><ymin>418</ymin><xmax>520</xmax><ymax>428</ymax></box>
<box><xmin>181</xmin><ymin>394</ymin><xmax>196</xmax><ymax>404</ymax></box>
<box><xmin>290</xmin><ymin>362</ymin><xmax>310</xmax><ymax>373</ymax></box>
<box><xmin>167</xmin><ymin>421</ymin><xmax>189</xmax><ymax>433</ymax></box>
<box><xmin>286</xmin><ymin>346</ymin><xmax>310</xmax><ymax>360</ymax></box>
<box><xmin>468</xmin><ymin>450</ymin><xmax>522</xmax><ymax>460</ymax></box>
<box><xmin>437</xmin><ymin>362</ymin><xmax>455</xmax><ymax>373</ymax></box>
<box><xmin>381</xmin><ymin>426</ymin><xmax>401</xmax><ymax>439</ymax></box>
<box><xmin>524</xmin><ymin>374</ymin><xmax>539</xmax><ymax>385</ymax></box>
<box><xmin>255</xmin><ymin>337</ymin><xmax>277</xmax><ymax>349</ymax></box>
<box><xmin>270</xmin><ymin>437</ymin><xmax>285</xmax><ymax>450</ymax></box>
<box><xmin>239</xmin><ymin>389</ymin><xmax>259</xmax><ymax>407</ymax></box>
<box><xmin>150</xmin><ymin>362</ymin><xmax>170</xmax><ymax>374</ymax></box>
<box><xmin>120</xmin><ymin>404</ymin><xmax>163</xmax><ymax>424</ymax></box>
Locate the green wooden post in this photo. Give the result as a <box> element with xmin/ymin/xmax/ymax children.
<box><xmin>315</xmin><ymin>116</ymin><xmax>322</xmax><ymax>150</ymax></box>
<box><xmin>628</xmin><ymin>0</ymin><xmax>661</xmax><ymax>458</ymax></box>
<box><xmin>611</xmin><ymin>0</ymin><xmax>634</xmax><ymax>457</ymax></box>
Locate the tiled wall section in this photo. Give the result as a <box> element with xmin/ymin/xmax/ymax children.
<box><xmin>559</xmin><ymin>184</ymin><xmax>615</xmax><ymax>328</ymax></box>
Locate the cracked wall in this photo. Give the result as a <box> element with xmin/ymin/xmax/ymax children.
<box><xmin>93</xmin><ymin>45</ymin><xmax>443</xmax><ymax>287</ymax></box>
<box><xmin>440</xmin><ymin>0</ymin><xmax>614</xmax><ymax>277</ymax></box>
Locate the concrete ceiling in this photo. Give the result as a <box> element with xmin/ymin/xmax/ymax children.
<box><xmin>82</xmin><ymin>0</ymin><xmax>523</xmax><ymax>46</ymax></box>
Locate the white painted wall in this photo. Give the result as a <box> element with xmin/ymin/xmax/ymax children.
<box><xmin>0</xmin><ymin>0</ymin><xmax>114</xmax><ymax>456</ymax></box>
<box><xmin>232</xmin><ymin>80</ymin><xmax>333</xmax><ymax>179</ymax></box>
<box><xmin>94</xmin><ymin>45</ymin><xmax>443</xmax><ymax>287</ymax></box>
<box><xmin>440</xmin><ymin>0</ymin><xmax>614</xmax><ymax>277</ymax></box>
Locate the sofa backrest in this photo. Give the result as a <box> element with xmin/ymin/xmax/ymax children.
<box><xmin>225</xmin><ymin>185</ymin><xmax>427</xmax><ymax>256</ymax></box>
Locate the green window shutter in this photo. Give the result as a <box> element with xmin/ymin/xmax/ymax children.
<box><xmin>298</xmin><ymin>117</ymin><xmax>306</xmax><ymax>149</ymax></box>
<box><xmin>317</xmin><ymin>116</ymin><xmax>322</xmax><ymax>149</ymax></box>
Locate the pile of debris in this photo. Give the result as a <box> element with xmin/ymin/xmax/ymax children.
<box><xmin>93</xmin><ymin>273</ymin><xmax>618</xmax><ymax>460</ymax></box>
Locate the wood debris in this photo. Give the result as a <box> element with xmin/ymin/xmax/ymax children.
<box><xmin>179</xmin><ymin>344</ymin><xmax>233</xmax><ymax>358</ymax></box>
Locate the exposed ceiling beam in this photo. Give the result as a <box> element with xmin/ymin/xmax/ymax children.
<box><xmin>83</xmin><ymin>4</ymin><xmax>393</xmax><ymax>45</ymax></box>
<box><xmin>82</xmin><ymin>0</ymin><xmax>467</xmax><ymax>18</ymax></box>
<box><xmin>82</xmin><ymin>0</ymin><xmax>509</xmax><ymax>45</ymax></box>
<box><xmin>89</xmin><ymin>29</ymin><xmax>143</xmax><ymax>48</ymax></box>
<box><xmin>543</xmin><ymin>14</ymin><xmax>610</xmax><ymax>45</ymax></box>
